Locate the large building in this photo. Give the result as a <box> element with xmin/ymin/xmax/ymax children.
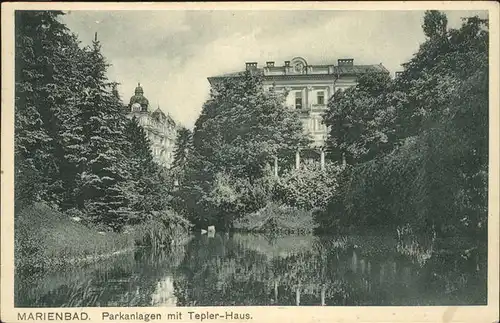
<box><xmin>127</xmin><ymin>83</ymin><xmax>177</xmax><ymax>168</ymax></box>
<box><xmin>208</xmin><ymin>57</ymin><xmax>389</xmax><ymax>150</ymax></box>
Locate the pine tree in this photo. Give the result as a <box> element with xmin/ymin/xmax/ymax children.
<box><xmin>123</xmin><ymin>116</ymin><xmax>171</xmax><ymax>220</ymax></box>
<box><xmin>14</xmin><ymin>10</ymin><xmax>83</xmax><ymax>209</ymax></box>
<box><xmin>172</xmin><ymin>126</ymin><xmax>193</xmax><ymax>170</ymax></box>
<box><xmin>75</xmin><ymin>35</ymin><xmax>131</xmax><ymax>230</ymax></box>
<box><xmin>124</xmin><ymin>116</ymin><xmax>155</xmax><ymax>169</ymax></box>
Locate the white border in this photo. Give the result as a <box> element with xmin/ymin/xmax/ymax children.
<box><xmin>1</xmin><ymin>2</ymin><xmax>499</xmax><ymax>323</ymax></box>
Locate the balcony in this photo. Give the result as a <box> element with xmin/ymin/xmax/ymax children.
<box><xmin>294</xmin><ymin>106</ymin><xmax>310</xmax><ymax>115</ymax></box>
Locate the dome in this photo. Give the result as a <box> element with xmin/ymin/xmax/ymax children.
<box><xmin>129</xmin><ymin>82</ymin><xmax>149</xmax><ymax>112</ymax></box>
<box><xmin>129</xmin><ymin>95</ymin><xmax>149</xmax><ymax>106</ymax></box>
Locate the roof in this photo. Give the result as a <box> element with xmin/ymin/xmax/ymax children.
<box><xmin>211</xmin><ymin>69</ymin><xmax>264</xmax><ymax>79</ymax></box>
<box><xmin>151</xmin><ymin>107</ymin><xmax>176</xmax><ymax>127</ymax></box>
<box><xmin>129</xmin><ymin>94</ymin><xmax>149</xmax><ymax>106</ymax></box>
<box><xmin>152</xmin><ymin>107</ymin><xmax>166</xmax><ymax>118</ymax></box>
<box><xmin>333</xmin><ymin>64</ymin><xmax>389</xmax><ymax>75</ymax></box>
<box><xmin>208</xmin><ymin>63</ymin><xmax>389</xmax><ymax>84</ymax></box>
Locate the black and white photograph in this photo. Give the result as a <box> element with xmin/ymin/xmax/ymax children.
<box><xmin>1</xmin><ymin>2</ymin><xmax>499</xmax><ymax>323</ymax></box>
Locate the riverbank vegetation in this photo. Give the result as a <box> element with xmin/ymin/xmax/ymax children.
<box><xmin>15</xmin><ymin>203</ymin><xmax>136</xmax><ymax>271</ymax></box>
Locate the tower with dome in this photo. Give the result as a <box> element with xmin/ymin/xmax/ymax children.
<box><xmin>126</xmin><ymin>83</ymin><xmax>178</xmax><ymax>168</ymax></box>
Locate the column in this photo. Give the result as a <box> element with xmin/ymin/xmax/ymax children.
<box><xmin>320</xmin><ymin>286</ymin><xmax>326</xmax><ymax>306</ymax></box>
<box><xmin>274</xmin><ymin>280</ymin><xmax>279</xmax><ymax>304</ymax></box>
<box><xmin>296</xmin><ymin>286</ymin><xmax>301</xmax><ymax>306</ymax></box>
<box><xmin>307</xmin><ymin>86</ymin><xmax>313</xmax><ymax>109</ymax></box>
<box><xmin>320</xmin><ymin>149</ymin><xmax>325</xmax><ymax>170</ymax></box>
<box><xmin>295</xmin><ymin>150</ymin><xmax>300</xmax><ymax>170</ymax></box>
<box><xmin>274</xmin><ymin>156</ymin><xmax>278</xmax><ymax>177</ymax></box>
<box><xmin>304</xmin><ymin>87</ymin><xmax>308</xmax><ymax>109</ymax></box>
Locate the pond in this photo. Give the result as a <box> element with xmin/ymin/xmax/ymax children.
<box><xmin>15</xmin><ymin>232</ymin><xmax>487</xmax><ymax>307</ymax></box>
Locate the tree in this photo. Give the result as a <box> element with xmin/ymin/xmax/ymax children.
<box><xmin>323</xmin><ymin>71</ymin><xmax>399</xmax><ymax>165</ymax></box>
<box><xmin>318</xmin><ymin>12</ymin><xmax>489</xmax><ymax>238</ymax></box>
<box><xmin>193</xmin><ymin>72</ymin><xmax>310</xmax><ymax>180</ymax></box>
<box><xmin>177</xmin><ymin>72</ymin><xmax>310</xmax><ymax>228</ymax></box>
<box><xmin>422</xmin><ymin>10</ymin><xmax>448</xmax><ymax>39</ymax></box>
<box><xmin>74</xmin><ymin>36</ymin><xmax>132</xmax><ymax>230</ymax></box>
<box><xmin>123</xmin><ymin>116</ymin><xmax>172</xmax><ymax>221</ymax></box>
<box><xmin>172</xmin><ymin>126</ymin><xmax>193</xmax><ymax>171</ymax></box>
<box><xmin>14</xmin><ymin>10</ymin><xmax>86</xmax><ymax>209</ymax></box>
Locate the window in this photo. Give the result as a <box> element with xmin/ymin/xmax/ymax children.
<box><xmin>295</xmin><ymin>91</ymin><xmax>303</xmax><ymax>109</ymax></box>
<box><xmin>317</xmin><ymin>91</ymin><xmax>325</xmax><ymax>105</ymax></box>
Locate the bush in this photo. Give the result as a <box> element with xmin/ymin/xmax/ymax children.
<box><xmin>134</xmin><ymin>209</ymin><xmax>192</xmax><ymax>249</ymax></box>
<box><xmin>182</xmin><ymin>171</ymin><xmax>276</xmax><ymax>231</ymax></box>
<box><xmin>273</xmin><ymin>160</ymin><xmax>341</xmax><ymax>211</ymax></box>
<box><xmin>233</xmin><ymin>202</ymin><xmax>317</xmax><ymax>234</ymax></box>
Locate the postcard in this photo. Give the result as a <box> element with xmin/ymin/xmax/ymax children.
<box><xmin>1</xmin><ymin>2</ymin><xmax>499</xmax><ymax>323</ymax></box>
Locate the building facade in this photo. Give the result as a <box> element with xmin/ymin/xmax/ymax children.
<box><xmin>127</xmin><ymin>83</ymin><xmax>177</xmax><ymax>168</ymax></box>
<box><xmin>208</xmin><ymin>57</ymin><xmax>389</xmax><ymax>150</ymax></box>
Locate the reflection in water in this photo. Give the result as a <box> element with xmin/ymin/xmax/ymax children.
<box><xmin>15</xmin><ymin>233</ymin><xmax>486</xmax><ymax>307</ymax></box>
<box><xmin>151</xmin><ymin>277</ymin><xmax>177</xmax><ymax>306</ymax></box>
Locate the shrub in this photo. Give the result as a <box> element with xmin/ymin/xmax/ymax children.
<box><xmin>274</xmin><ymin>160</ymin><xmax>342</xmax><ymax>211</ymax></box>
<box><xmin>134</xmin><ymin>209</ymin><xmax>192</xmax><ymax>249</ymax></box>
<box><xmin>233</xmin><ymin>202</ymin><xmax>317</xmax><ymax>234</ymax></box>
<box><xmin>185</xmin><ymin>172</ymin><xmax>276</xmax><ymax>230</ymax></box>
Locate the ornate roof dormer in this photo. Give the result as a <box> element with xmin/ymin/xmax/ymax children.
<box><xmin>152</xmin><ymin>105</ymin><xmax>167</xmax><ymax>122</ymax></box>
<box><xmin>290</xmin><ymin>57</ymin><xmax>308</xmax><ymax>74</ymax></box>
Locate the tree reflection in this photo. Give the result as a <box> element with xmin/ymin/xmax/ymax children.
<box><xmin>173</xmin><ymin>233</ymin><xmax>486</xmax><ymax>306</ymax></box>
<box><xmin>16</xmin><ymin>233</ymin><xmax>486</xmax><ymax>307</ymax></box>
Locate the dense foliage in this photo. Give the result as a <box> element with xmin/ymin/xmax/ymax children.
<box><xmin>274</xmin><ymin>160</ymin><xmax>342</xmax><ymax>211</ymax></box>
<box><xmin>14</xmin><ymin>11</ymin><xmax>175</xmax><ymax>232</ymax></box>
<box><xmin>318</xmin><ymin>11</ymin><xmax>489</xmax><ymax>238</ymax></box>
<box><xmin>193</xmin><ymin>72</ymin><xmax>310</xmax><ymax>179</ymax></box>
<box><xmin>174</xmin><ymin>72</ymin><xmax>311</xmax><ymax>229</ymax></box>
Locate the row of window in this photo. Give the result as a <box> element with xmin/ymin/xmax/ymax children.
<box><xmin>294</xmin><ymin>91</ymin><xmax>325</xmax><ymax>109</ymax></box>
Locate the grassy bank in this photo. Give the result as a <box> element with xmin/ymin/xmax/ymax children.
<box><xmin>15</xmin><ymin>203</ymin><xmax>136</xmax><ymax>271</ymax></box>
<box><xmin>15</xmin><ymin>203</ymin><xmax>193</xmax><ymax>271</ymax></box>
<box><xmin>233</xmin><ymin>203</ymin><xmax>317</xmax><ymax>234</ymax></box>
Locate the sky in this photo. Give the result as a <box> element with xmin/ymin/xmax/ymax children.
<box><xmin>61</xmin><ymin>10</ymin><xmax>487</xmax><ymax>129</ymax></box>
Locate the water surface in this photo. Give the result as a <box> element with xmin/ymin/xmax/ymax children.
<box><xmin>15</xmin><ymin>232</ymin><xmax>487</xmax><ymax>307</ymax></box>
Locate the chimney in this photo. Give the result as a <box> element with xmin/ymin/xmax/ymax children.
<box><xmin>337</xmin><ymin>58</ymin><xmax>354</xmax><ymax>67</ymax></box>
<box><xmin>245</xmin><ymin>62</ymin><xmax>258</xmax><ymax>71</ymax></box>
<box><xmin>266</xmin><ymin>61</ymin><xmax>275</xmax><ymax>68</ymax></box>
<box><xmin>284</xmin><ymin>61</ymin><xmax>290</xmax><ymax>67</ymax></box>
